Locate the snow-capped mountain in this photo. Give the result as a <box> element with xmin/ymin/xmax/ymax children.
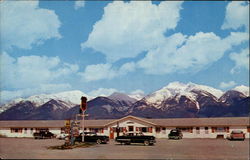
<box><xmin>128</xmin><ymin>93</ymin><xmax>145</xmax><ymax>101</ymax></box>
<box><xmin>25</xmin><ymin>99</ymin><xmax>71</xmax><ymax>120</ymax></box>
<box><xmin>108</xmin><ymin>92</ymin><xmax>137</xmax><ymax>104</ymax></box>
<box><xmin>0</xmin><ymin>82</ymin><xmax>249</xmax><ymax>120</ymax></box>
<box><xmin>0</xmin><ymin>101</ymin><xmax>36</xmax><ymax>120</ymax></box>
<box><xmin>143</xmin><ymin>82</ymin><xmax>223</xmax><ymax>109</ymax></box>
<box><xmin>0</xmin><ymin>90</ymin><xmax>90</xmax><ymax>113</ymax></box>
<box><xmin>24</xmin><ymin>90</ymin><xmax>91</xmax><ymax>106</ymax></box>
<box><xmin>130</xmin><ymin>82</ymin><xmax>249</xmax><ymax>118</ymax></box>
<box><xmin>232</xmin><ymin>85</ymin><xmax>249</xmax><ymax>96</ymax></box>
<box><xmin>64</xmin><ymin>93</ymin><xmax>136</xmax><ymax>120</ymax></box>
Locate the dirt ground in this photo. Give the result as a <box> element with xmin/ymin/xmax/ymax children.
<box><xmin>0</xmin><ymin>137</ymin><xmax>249</xmax><ymax>159</ymax></box>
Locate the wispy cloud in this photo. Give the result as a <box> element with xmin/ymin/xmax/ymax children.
<box><xmin>219</xmin><ymin>81</ymin><xmax>237</xmax><ymax>89</ymax></box>
<box><xmin>80</xmin><ymin>62</ymin><xmax>135</xmax><ymax>81</ymax></box>
<box><xmin>0</xmin><ymin>52</ymin><xmax>79</xmax><ymax>89</ymax></box>
<box><xmin>88</xmin><ymin>88</ymin><xmax>118</xmax><ymax>97</ymax></box>
<box><xmin>0</xmin><ymin>83</ymin><xmax>72</xmax><ymax>103</ymax></box>
<box><xmin>230</xmin><ymin>48</ymin><xmax>249</xmax><ymax>74</ymax></box>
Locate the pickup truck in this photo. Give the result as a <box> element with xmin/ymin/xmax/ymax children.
<box><xmin>75</xmin><ymin>132</ymin><xmax>109</xmax><ymax>144</ymax></box>
<box><xmin>33</xmin><ymin>131</ymin><xmax>54</xmax><ymax>139</ymax></box>
<box><xmin>115</xmin><ymin>132</ymin><xmax>156</xmax><ymax>146</ymax></box>
<box><xmin>227</xmin><ymin>130</ymin><xmax>245</xmax><ymax>141</ymax></box>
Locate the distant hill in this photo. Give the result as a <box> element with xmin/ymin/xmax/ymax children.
<box><xmin>0</xmin><ymin>82</ymin><xmax>249</xmax><ymax>120</ymax></box>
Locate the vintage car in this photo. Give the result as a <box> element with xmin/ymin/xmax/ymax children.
<box><xmin>75</xmin><ymin>132</ymin><xmax>109</xmax><ymax>144</ymax></box>
<box><xmin>227</xmin><ymin>130</ymin><xmax>245</xmax><ymax>141</ymax></box>
<box><xmin>115</xmin><ymin>132</ymin><xmax>156</xmax><ymax>146</ymax></box>
<box><xmin>168</xmin><ymin>129</ymin><xmax>183</xmax><ymax>140</ymax></box>
<box><xmin>56</xmin><ymin>133</ymin><xmax>69</xmax><ymax>140</ymax></box>
<box><xmin>33</xmin><ymin>130</ymin><xmax>54</xmax><ymax>139</ymax></box>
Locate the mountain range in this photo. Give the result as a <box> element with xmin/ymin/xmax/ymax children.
<box><xmin>0</xmin><ymin>82</ymin><xmax>249</xmax><ymax>120</ymax></box>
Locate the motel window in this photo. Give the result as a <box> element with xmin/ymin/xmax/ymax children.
<box><xmin>136</xmin><ymin>127</ymin><xmax>152</xmax><ymax>133</ymax></box>
<box><xmin>90</xmin><ymin>128</ymin><xmax>103</xmax><ymax>133</ymax></box>
<box><xmin>30</xmin><ymin>128</ymin><xmax>33</xmax><ymax>134</ymax></box>
<box><xmin>212</xmin><ymin>127</ymin><xmax>229</xmax><ymax>133</ymax></box>
<box><xmin>217</xmin><ymin>127</ymin><xmax>225</xmax><ymax>132</ymax></box>
<box><xmin>247</xmin><ymin>126</ymin><xmax>250</xmax><ymax>133</ymax></box>
<box><xmin>24</xmin><ymin>128</ymin><xmax>27</xmax><ymax>134</ymax></box>
<box><xmin>177</xmin><ymin>127</ymin><xmax>193</xmax><ymax>133</ymax></box>
<box><xmin>136</xmin><ymin>127</ymin><xmax>153</xmax><ymax>133</ymax></box>
<box><xmin>136</xmin><ymin>127</ymin><xmax>141</xmax><ymax>132</ymax></box>
<box><xmin>11</xmin><ymin>128</ymin><xmax>22</xmax><ymax>133</ymax></box>
<box><xmin>156</xmin><ymin>127</ymin><xmax>161</xmax><ymax>133</ymax></box>
<box><xmin>60</xmin><ymin>128</ymin><xmax>65</xmax><ymax>134</ymax></box>
<box><xmin>142</xmin><ymin>127</ymin><xmax>148</xmax><ymax>133</ymax></box>
<box><xmin>212</xmin><ymin>127</ymin><xmax>216</xmax><ymax>133</ymax></box>
<box><xmin>196</xmin><ymin>127</ymin><xmax>200</xmax><ymax>134</ymax></box>
<box><xmin>121</xmin><ymin>127</ymin><xmax>127</xmax><ymax>132</ymax></box>
<box><xmin>128</xmin><ymin>126</ymin><xmax>134</xmax><ymax>132</ymax></box>
<box><xmin>162</xmin><ymin>127</ymin><xmax>166</xmax><ymax>130</ymax></box>
<box><xmin>148</xmin><ymin>127</ymin><xmax>153</xmax><ymax>133</ymax></box>
<box><xmin>117</xmin><ymin>127</ymin><xmax>124</xmax><ymax>133</ymax></box>
<box><xmin>205</xmin><ymin>127</ymin><xmax>209</xmax><ymax>134</ymax></box>
<box><xmin>36</xmin><ymin>128</ymin><xmax>49</xmax><ymax>132</ymax></box>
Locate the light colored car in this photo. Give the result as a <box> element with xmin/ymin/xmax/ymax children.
<box><xmin>227</xmin><ymin>130</ymin><xmax>245</xmax><ymax>141</ymax></box>
<box><xmin>56</xmin><ymin>133</ymin><xmax>69</xmax><ymax>140</ymax></box>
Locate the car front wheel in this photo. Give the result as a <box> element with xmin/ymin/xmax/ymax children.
<box><xmin>96</xmin><ymin>139</ymin><xmax>102</xmax><ymax>144</ymax></box>
<box><xmin>144</xmin><ymin>140</ymin><xmax>149</xmax><ymax>146</ymax></box>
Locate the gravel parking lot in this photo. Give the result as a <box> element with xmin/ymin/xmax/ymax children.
<box><xmin>0</xmin><ymin>137</ymin><xmax>249</xmax><ymax>159</ymax></box>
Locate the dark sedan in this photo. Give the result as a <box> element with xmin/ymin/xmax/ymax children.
<box><xmin>75</xmin><ymin>132</ymin><xmax>109</xmax><ymax>144</ymax></box>
<box><xmin>115</xmin><ymin>132</ymin><xmax>156</xmax><ymax>146</ymax></box>
<box><xmin>33</xmin><ymin>131</ymin><xmax>54</xmax><ymax>139</ymax></box>
<box><xmin>168</xmin><ymin>129</ymin><xmax>183</xmax><ymax>140</ymax></box>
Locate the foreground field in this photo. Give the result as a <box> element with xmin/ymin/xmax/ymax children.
<box><xmin>0</xmin><ymin>138</ymin><xmax>249</xmax><ymax>159</ymax></box>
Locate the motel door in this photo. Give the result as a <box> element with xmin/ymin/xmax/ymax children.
<box><xmin>128</xmin><ymin>126</ymin><xmax>134</xmax><ymax>131</ymax></box>
<box><xmin>109</xmin><ymin>127</ymin><xmax>114</xmax><ymax>139</ymax></box>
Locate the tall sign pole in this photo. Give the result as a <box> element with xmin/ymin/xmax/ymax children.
<box><xmin>82</xmin><ymin>111</ymin><xmax>85</xmax><ymax>142</ymax></box>
<box><xmin>80</xmin><ymin>96</ymin><xmax>87</xmax><ymax>142</ymax></box>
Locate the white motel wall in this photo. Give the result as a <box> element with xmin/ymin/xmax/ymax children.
<box><xmin>0</xmin><ymin>116</ymin><xmax>249</xmax><ymax>139</ymax></box>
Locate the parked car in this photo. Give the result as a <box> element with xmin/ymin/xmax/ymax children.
<box><xmin>227</xmin><ymin>130</ymin><xmax>245</xmax><ymax>141</ymax></box>
<box><xmin>168</xmin><ymin>129</ymin><xmax>183</xmax><ymax>140</ymax></box>
<box><xmin>115</xmin><ymin>132</ymin><xmax>156</xmax><ymax>146</ymax></box>
<box><xmin>33</xmin><ymin>131</ymin><xmax>54</xmax><ymax>139</ymax></box>
<box><xmin>75</xmin><ymin>132</ymin><xmax>109</xmax><ymax>144</ymax></box>
<box><xmin>56</xmin><ymin>133</ymin><xmax>69</xmax><ymax>140</ymax></box>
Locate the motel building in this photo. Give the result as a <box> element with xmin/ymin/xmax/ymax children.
<box><xmin>0</xmin><ymin>116</ymin><xmax>249</xmax><ymax>139</ymax></box>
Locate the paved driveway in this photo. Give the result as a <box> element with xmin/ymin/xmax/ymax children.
<box><xmin>0</xmin><ymin>138</ymin><xmax>249</xmax><ymax>159</ymax></box>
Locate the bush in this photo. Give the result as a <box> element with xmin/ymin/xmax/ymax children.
<box><xmin>47</xmin><ymin>142</ymin><xmax>95</xmax><ymax>150</ymax></box>
<box><xmin>0</xmin><ymin>134</ymin><xmax>7</xmax><ymax>138</ymax></box>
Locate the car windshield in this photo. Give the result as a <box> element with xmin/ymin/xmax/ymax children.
<box><xmin>232</xmin><ymin>130</ymin><xmax>243</xmax><ymax>134</ymax></box>
<box><xmin>171</xmin><ymin>130</ymin><xmax>179</xmax><ymax>133</ymax></box>
<box><xmin>81</xmin><ymin>132</ymin><xmax>96</xmax><ymax>136</ymax></box>
<box><xmin>124</xmin><ymin>132</ymin><xmax>144</xmax><ymax>136</ymax></box>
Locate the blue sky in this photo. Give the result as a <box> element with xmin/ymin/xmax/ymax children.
<box><xmin>0</xmin><ymin>1</ymin><xmax>249</xmax><ymax>103</ymax></box>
